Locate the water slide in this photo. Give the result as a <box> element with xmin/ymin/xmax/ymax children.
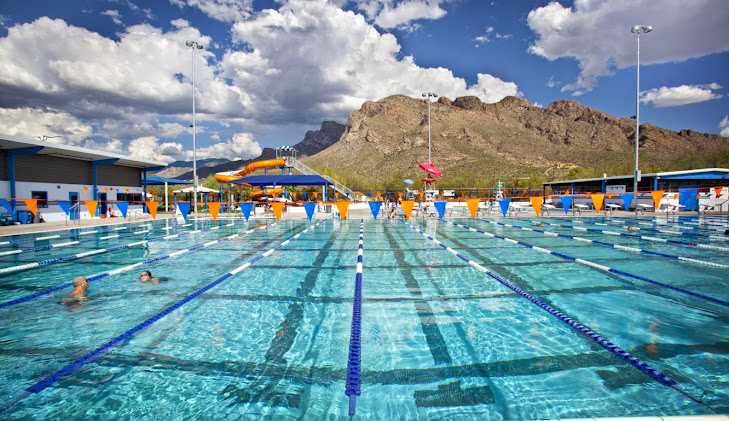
<box><xmin>214</xmin><ymin>159</ymin><xmax>286</xmax><ymax>183</ymax></box>
<box><xmin>250</xmin><ymin>187</ymin><xmax>284</xmax><ymax>200</ymax></box>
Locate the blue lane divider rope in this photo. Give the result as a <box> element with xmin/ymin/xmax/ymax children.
<box><xmin>0</xmin><ymin>220</ymin><xmax>240</xmax><ymax>276</ymax></box>
<box><xmin>0</xmin><ymin>220</ymin><xmax>209</xmax><ymax>257</ymax></box>
<box><xmin>400</xmin><ymin>219</ymin><xmax>710</xmax><ymax>407</ymax></box>
<box><xmin>0</xmin><ymin>219</ymin><xmax>186</xmax><ymax>247</ymax></box>
<box><xmin>346</xmin><ymin>220</ymin><xmax>364</xmax><ymax>418</ymax></box>
<box><xmin>474</xmin><ymin>218</ymin><xmax>729</xmax><ymax>269</ymax></box>
<box><xmin>0</xmin><ymin>220</ymin><xmax>323</xmax><ymax>414</ymax></box>
<box><xmin>520</xmin><ymin>218</ymin><xmax>729</xmax><ymax>252</ymax></box>
<box><xmin>0</xmin><ymin>221</ymin><xmax>256</xmax><ymax>308</ymax></box>
<box><xmin>444</xmin><ymin>219</ymin><xmax>729</xmax><ymax>308</ymax></box>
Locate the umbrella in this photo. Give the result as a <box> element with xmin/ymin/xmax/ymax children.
<box><xmin>403</xmin><ymin>179</ymin><xmax>414</xmax><ymax>185</ymax></box>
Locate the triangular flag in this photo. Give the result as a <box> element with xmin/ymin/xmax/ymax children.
<box><xmin>498</xmin><ymin>198</ymin><xmax>511</xmax><ymax>217</ymax></box>
<box><xmin>146</xmin><ymin>201</ymin><xmax>159</xmax><ymax>219</ymax></box>
<box><xmin>377</xmin><ymin>192</ymin><xmax>382</xmax><ymax>199</ymax></box>
<box><xmin>401</xmin><ymin>200</ymin><xmax>415</xmax><ymax>219</ymax></box>
<box><xmin>271</xmin><ymin>202</ymin><xmax>285</xmax><ymax>221</ymax></box>
<box><xmin>529</xmin><ymin>197</ymin><xmax>543</xmax><ymax>216</ymax></box>
<box><xmin>104</xmin><ymin>188</ymin><xmax>109</xmax><ymax>193</ymax></box>
<box><xmin>312</xmin><ymin>192</ymin><xmax>318</xmax><ymax>199</ymax></box>
<box><xmin>83</xmin><ymin>187</ymin><xmax>88</xmax><ymax>194</ymax></box>
<box><xmin>368</xmin><ymin>201</ymin><xmax>382</xmax><ymax>220</ymax></box>
<box><xmin>303</xmin><ymin>202</ymin><xmax>316</xmax><ymax>221</ymax></box>
<box><xmin>714</xmin><ymin>187</ymin><xmax>723</xmax><ymax>198</ymax></box>
<box><xmin>560</xmin><ymin>196</ymin><xmax>573</xmax><ymax>214</ymax></box>
<box><xmin>24</xmin><ymin>199</ymin><xmax>38</xmax><ymax>216</ymax></box>
<box><xmin>620</xmin><ymin>193</ymin><xmax>635</xmax><ymax>210</ymax></box>
<box><xmin>176</xmin><ymin>203</ymin><xmax>190</xmax><ymax>221</ymax></box>
<box><xmin>0</xmin><ymin>199</ymin><xmax>11</xmax><ymax>213</ymax></box>
<box><xmin>674</xmin><ymin>193</ymin><xmax>679</xmax><ymax>199</ymax></box>
<box><xmin>398</xmin><ymin>192</ymin><xmax>403</xmax><ymax>198</ymax></box>
<box><xmin>57</xmin><ymin>200</ymin><xmax>71</xmax><ymax>216</ymax></box>
<box><xmin>208</xmin><ymin>202</ymin><xmax>221</xmax><ymax>221</ymax></box>
<box><xmin>85</xmin><ymin>200</ymin><xmax>98</xmax><ymax>217</ymax></box>
<box><xmin>335</xmin><ymin>192</ymin><xmax>339</xmax><ymax>199</ymax></box>
<box><xmin>591</xmin><ymin>194</ymin><xmax>605</xmax><ymax>214</ymax></box>
<box><xmin>607</xmin><ymin>193</ymin><xmax>614</xmax><ymax>199</ymax></box>
<box><xmin>465</xmin><ymin>198</ymin><xmax>479</xmax><ymax>218</ymax></box>
<box><xmin>434</xmin><ymin>201</ymin><xmax>447</xmax><ymax>219</ymax></box>
<box><xmin>335</xmin><ymin>201</ymin><xmax>350</xmax><ymax>219</ymax></box>
<box><xmin>239</xmin><ymin>202</ymin><xmax>253</xmax><ymax>221</ymax></box>
<box><xmin>116</xmin><ymin>201</ymin><xmax>129</xmax><ymax>218</ymax></box>
<box><xmin>651</xmin><ymin>191</ymin><xmax>665</xmax><ymax>210</ymax></box>
<box><xmin>125</xmin><ymin>188</ymin><xmax>129</xmax><ymax>194</ymax></box>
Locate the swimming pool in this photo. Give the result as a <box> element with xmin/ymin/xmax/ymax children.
<box><xmin>0</xmin><ymin>215</ymin><xmax>727</xmax><ymax>419</ymax></box>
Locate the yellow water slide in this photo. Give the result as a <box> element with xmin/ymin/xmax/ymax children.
<box><xmin>214</xmin><ymin>159</ymin><xmax>286</xmax><ymax>183</ymax></box>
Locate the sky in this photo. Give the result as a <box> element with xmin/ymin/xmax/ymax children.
<box><xmin>0</xmin><ymin>0</ymin><xmax>727</xmax><ymax>164</ymax></box>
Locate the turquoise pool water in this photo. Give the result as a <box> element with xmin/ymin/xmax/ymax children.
<box><xmin>0</xmin><ymin>215</ymin><xmax>727</xmax><ymax>419</ymax></box>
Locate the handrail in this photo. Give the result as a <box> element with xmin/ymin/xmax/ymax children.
<box><xmin>288</xmin><ymin>157</ymin><xmax>358</xmax><ymax>199</ymax></box>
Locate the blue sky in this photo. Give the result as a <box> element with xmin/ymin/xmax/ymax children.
<box><xmin>0</xmin><ymin>0</ymin><xmax>727</xmax><ymax>164</ymax></box>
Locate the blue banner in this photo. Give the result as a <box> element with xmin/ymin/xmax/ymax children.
<box><xmin>115</xmin><ymin>202</ymin><xmax>129</xmax><ymax>218</ymax></box>
<box><xmin>368</xmin><ymin>201</ymin><xmax>382</xmax><ymax>220</ymax></box>
<box><xmin>57</xmin><ymin>200</ymin><xmax>71</xmax><ymax>216</ymax></box>
<box><xmin>434</xmin><ymin>201</ymin><xmax>447</xmax><ymax>219</ymax></box>
<box><xmin>560</xmin><ymin>196</ymin><xmax>573</xmax><ymax>214</ymax></box>
<box><xmin>0</xmin><ymin>199</ymin><xmax>11</xmax><ymax>214</ymax></box>
<box><xmin>176</xmin><ymin>203</ymin><xmax>190</xmax><ymax>221</ymax></box>
<box><xmin>303</xmin><ymin>202</ymin><xmax>316</xmax><ymax>221</ymax></box>
<box><xmin>239</xmin><ymin>202</ymin><xmax>253</xmax><ymax>221</ymax></box>
<box><xmin>620</xmin><ymin>193</ymin><xmax>635</xmax><ymax>210</ymax></box>
<box><xmin>498</xmin><ymin>198</ymin><xmax>511</xmax><ymax>217</ymax></box>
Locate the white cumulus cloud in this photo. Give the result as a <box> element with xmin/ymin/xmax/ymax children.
<box><xmin>720</xmin><ymin>115</ymin><xmax>729</xmax><ymax>137</ymax></box>
<box><xmin>527</xmin><ymin>0</ymin><xmax>729</xmax><ymax>95</ymax></box>
<box><xmin>194</xmin><ymin>132</ymin><xmax>262</xmax><ymax>160</ymax></box>
<box><xmin>169</xmin><ymin>0</ymin><xmax>254</xmax><ymax>23</ymax></box>
<box><xmin>640</xmin><ymin>84</ymin><xmax>722</xmax><ymax>107</ymax></box>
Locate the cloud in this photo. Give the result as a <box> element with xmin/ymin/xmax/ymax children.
<box><xmin>720</xmin><ymin>115</ymin><xmax>729</xmax><ymax>137</ymax></box>
<box><xmin>0</xmin><ymin>107</ymin><xmax>94</xmax><ymax>145</ymax></box>
<box><xmin>223</xmin><ymin>0</ymin><xmax>518</xmax><ymax>126</ymax></box>
<box><xmin>527</xmin><ymin>0</ymin><xmax>729</xmax><ymax>94</ymax></box>
<box><xmin>194</xmin><ymin>132</ymin><xmax>262</xmax><ymax>160</ymax></box>
<box><xmin>373</xmin><ymin>0</ymin><xmax>447</xmax><ymax>29</ymax></box>
<box><xmin>474</xmin><ymin>26</ymin><xmax>510</xmax><ymax>45</ymax></box>
<box><xmin>100</xmin><ymin>10</ymin><xmax>123</xmax><ymax>26</ymax></box>
<box><xmin>126</xmin><ymin>136</ymin><xmax>187</xmax><ymax>163</ymax></box>
<box><xmin>169</xmin><ymin>0</ymin><xmax>253</xmax><ymax>23</ymax></box>
<box><xmin>640</xmin><ymin>84</ymin><xmax>723</xmax><ymax>107</ymax></box>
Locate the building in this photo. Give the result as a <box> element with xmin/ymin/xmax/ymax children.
<box><xmin>542</xmin><ymin>168</ymin><xmax>729</xmax><ymax>212</ymax></box>
<box><xmin>1</xmin><ymin>134</ymin><xmax>167</xmax><ymax>223</ymax></box>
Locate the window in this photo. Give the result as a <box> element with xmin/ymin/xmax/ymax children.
<box><xmin>31</xmin><ymin>191</ymin><xmax>48</xmax><ymax>208</ymax></box>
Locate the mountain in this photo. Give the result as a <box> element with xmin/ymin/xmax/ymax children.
<box><xmin>154</xmin><ymin>121</ymin><xmax>345</xmax><ymax>180</ymax></box>
<box><xmin>302</xmin><ymin>95</ymin><xmax>729</xmax><ymax>186</ymax></box>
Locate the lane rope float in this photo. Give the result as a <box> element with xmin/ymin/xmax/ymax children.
<box><xmin>346</xmin><ymin>220</ymin><xmax>364</xmax><ymax>419</ymax></box>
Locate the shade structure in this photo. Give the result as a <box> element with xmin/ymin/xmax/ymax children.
<box><xmin>223</xmin><ymin>175</ymin><xmax>329</xmax><ymax>187</ymax></box>
<box><xmin>145</xmin><ymin>176</ymin><xmax>193</xmax><ymax>185</ymax></box>
<box><xmin>173</xmin><ymin>186</ymin><xmax>219</xmax><ymax>194</ymax></box>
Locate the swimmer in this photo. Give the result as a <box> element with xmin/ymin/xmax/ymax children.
<box><xmin>535</xmin><ymin>223</ymin><xmax>544</xmax><ymax>227</ymax></box>
<box><xmin>59</xmin><ymin>276</ymin><xmax>89</xmax><ymax>304</ymax></box>
<box><xmin>139</xmin><ymin>270</ymin><xmax>170</xmax><ymax>285</ymax></box>
<box><xmin>627</xmin><ymin>226</ymin><xmax>637</xmax><ymax>232</ymax></box>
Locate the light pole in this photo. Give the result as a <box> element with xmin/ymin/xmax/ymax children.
<box><xmin>422</xmin><ymin>92</ymin><xmax>438</xmax><ymax>163</ymax></box>
<box><xmin>186</xmin><ymin>40</ymin><xmax>203</xmax><ymax>219</ymax></box>
<box><xmin>631</xmin><ymin>25</ymin><xmax>652</xmax><ymax>196</ymax></box>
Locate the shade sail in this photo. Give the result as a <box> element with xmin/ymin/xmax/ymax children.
<box><xmin>223</xmin><ymin>175</ymin><xmax>329</xmax><ymax>186</ymax></box>
<box><xmin>145</xmin><ymin>176</ymin><xmax>193</xmax><ymax>185</ymax></box>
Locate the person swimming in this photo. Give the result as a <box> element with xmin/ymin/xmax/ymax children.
<box><xmin>59</xmin><ymin>276</ymin><xmax>89</xmax><ymax>305</ymax></box>
<box><xmin>139</xmin><ymin>270</ymin><xmax>170</xmax><ymax>285</ymax></box>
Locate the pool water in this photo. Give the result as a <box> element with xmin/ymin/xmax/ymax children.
<box><xmin>0</xmin><ymin>215</ymin><xmax>727</xmax><ymax>420</ymax></box>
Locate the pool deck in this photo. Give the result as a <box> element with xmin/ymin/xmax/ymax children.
<box><xmin>0</xmin><ymin>209</ymin><xmax>725</xmax><ymax>238</ymax></box>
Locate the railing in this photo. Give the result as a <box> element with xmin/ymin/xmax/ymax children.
<box><xmin>288</xmin><ymin>157</ymin><xmax>358</xmax><ymax>199</ymax></box>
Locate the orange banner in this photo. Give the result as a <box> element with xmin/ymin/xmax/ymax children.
<box><xmin>23</xmin><ymin>199</ymin><xmax>38</xmax><ymax>216</ymax></box>
<box><xmin>715</xmin><ymin>187</ymin><xmax>723</xmax><ymax>198</ymax></box>
<box><xmin>104</xmin><ymin>188</ymin><xmax>109</xmax><ymax>193</ymax></box>
<box><xmin>377</xmin><ymin>192</ymin><xmax>382</xmax><ymax>199</ymax></box>
<box><xmin>335</xmin><ymin>192</ymin><xmax>339</xmax><ymax>199</ymax></box>
<box><xmin>607</xmin><ymin>193</ymin><xmax>614</xmax><ymax>199</ymax></box>
<box><xmin>85</xmin><ymin>200</ymin><xmax>98</xmax><ymax>216</ymax></box>
<box><xmin>398</xmin><ymin>192</ymin><xmax>403</xmax><ymax>198</ymax></box>
<box><xmin>591</xmin><ymin>194</ymin><xmax>605</xmax><ymax>214</ymax></box>
<box><xmin>271</xmin><ymin>202</ymin><xmax>285</xmax><ymax>221</ymax></box>
<box><xmin>83</xmin><ymin>187</ymin><xmax>88</xmax><ymax>194</ymax></box>
<box><xmin>336</xmin><ymin>201</ymin><xmax>350</xmax><ymax>219</ymax></box>
<box><xmin>465</xmin><ymin>198</ymin><xmax>479</xmax><ymax>218</ymax></box>
<box><xmin>529</xmin><ymin>197</ymin><xmax>543</xmax><ymax>216</ymax></box>
<box><xmin>146</xmin><ymin>201</ymin><xmax>159</xmax><ymax>219</ymax></box>
<box><xmin>651</xmin><ymin>191</ymin><xmax>665</xmax><ymax>210</ymax></box>
<box><xmin>125</xmin><ymin>188</ymin><xmax>129</xmax><ymax>194</ymax></box>
<box><xmin>208</xmin><ymin>202</ymin><xmax>221</xmax><ymax>220</ymax></box>
<box><xmin>312</xmin><ymin>192</ymin><xmax>318</xmax><ymax>199</ymax></box>
<box><xmin>401</xmin><ymin>200</ymin><xmax>415</xmax><ymax>219</ymax></box>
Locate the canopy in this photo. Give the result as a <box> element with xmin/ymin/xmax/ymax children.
<box><xmin>145</xmin><ymin>176</ymin><xmax>193</xmax><ymax>185</ymax></box>
<box><xmin>419</xmin><ymin>163</ymin><xmax>443</xmax><ymax>177</ymax></box>
<box><xmin>173</xmin><ymin>186</ymin><xmax>220</xmax><ymax>194</ymax></box>
<box><xmin>223</xmin><ymin>175</ymin><xmax>329</xmax><ymax>186</ymax></box>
